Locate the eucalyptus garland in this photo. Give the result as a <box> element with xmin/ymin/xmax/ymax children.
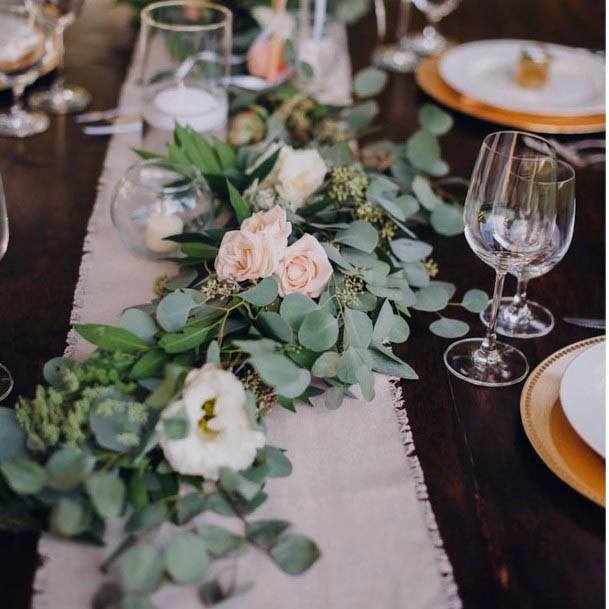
<box><xmin>0</xmin><ymin>67</ymin><xmax>488</xmax><ymax>608</ymax></box>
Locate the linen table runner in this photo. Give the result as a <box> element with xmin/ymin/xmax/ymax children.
<box><xmin>32</xmin><ymin>40</ymin><xmax>461</xmax><ymax>609</ymax></box>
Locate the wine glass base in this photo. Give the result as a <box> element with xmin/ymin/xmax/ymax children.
<box><xmin>0</xmin><ymin>363</ymin><xmax>13</xmax><ymax>401</ymax></box>
<box><xmin>29</xmin><ymin>85</ymin><xmax>91</xmax><ymax>115</ymax></box>
<box><xmin>480</xmin><ymin>297</ymin><xmax>555</xmax><ymax>339</ymax></box>
<box><xmin>372</xmin><ymin>44</ymin><xmax>418</xmax><ymax>73</ymax></box>
<box><xmin>409</xmin><ymin>27</ymin><xmax>449</xmax><ymax>56</ymax></box>
<box><xmin>444</xmin><ymin>338</ymin><xmax>529</xmax><ymax>387</ymax></box>
<box><xmin>0</xmin><ymin>110</ymin><xmax>49</xmax><ymax>138</ymax></box>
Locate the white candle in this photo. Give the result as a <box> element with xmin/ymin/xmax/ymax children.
<box><xmin>312</xmin><ymin>0</ymin><xmax>327</xmax><ymax>42</ymax></box>
<box><xmin>142</xmin><ymin>84</ymin><xmax>228</xmax><ymax>134</ymax></box>
<box><xmin>145</xmin><ymin>212</ymin><xmax>184</xmax><ymax>254</ymax></box>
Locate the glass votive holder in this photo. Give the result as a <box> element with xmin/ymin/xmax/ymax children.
<box><xmin>139</xmin><ymin>0</ymin><xmax>232</xmax><ymax>135</ymax></box>
<box><xmin>110</xmin><ymin>158</ymin><xmax>212</xmax><ymax>260</ymax></box>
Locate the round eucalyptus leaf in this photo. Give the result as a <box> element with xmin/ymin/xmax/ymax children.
<box><xmin>298</xmin><ymin>310</ymin><xmax>339</xmax><ymax>352</ymax></box>
<box><xmin>120</xmin><ymin>309</ymin><xmax>158</xmax><ymax>344</ymax></box>
<box><xmin>120</xmin><ymin>544</ymin><xmax>164</xmax><ymax>594</ymax></box>
<box><xmin>86</xmin><ymin>472</ymin><xmax>126</xmax><ymax>520</ymax></box>
<box><xmin>343</xmin><ymin>308</ymin><xmax>373</xmax><ymax>349</ymax></box>
<box><xmin>270</xmin><ymin>534</ymin><xmax>321</xmax><ymax>575</ymax></box>
<box><xmin>335</xmin><ymin>220</ymin><xmax>379</xmax><ymax>254</ymax></box>
<box><xmin>354</xmin><ymin>67</ymin><xmax>388</xmax><ymax>98</ymax></box>
<box><xmin>279</xmin><ymin>293</ymin><xmax>319</xmax><ymax>330</ymax></box>
<box><xmin>246</xmin><ymin>519</ymin><xmax>290</xmax><ymax>549</ymax></box>
<box><xmin>429</xmin><ymin>318</ymin><xmax>470</xmax><ymax>339</ymax></box>
<box><xmin>312</xmin><ymin>352</ymin><xmax>340</xmax><ymax>378</ymax></box>
<box><xmin>164</xmin><ymin>532</ymin><xmax>210</xmax><ymax>584</ymax></box>
<box><xmin>355</xmin><ymin>364</ymin><xmax>375</xmax><ymax>401</ymax></box>
<box><xmin>257</xmin><ymin>311</ymin><xmax>293</xmax><ymax>343</ymax></box>
<box><xmin>0</xmin><ymin>458</ymin><xmax>47</xmax><ymax>494</ymax></box>
<box><xmin>433</xmin><ymin>281</ymin><xmax>457</xmax><ymax>300</ymax></box>
<box><xmin>406</xmin><ymin>130</ymin><xmax>440</xmax><ymax>172</ymax></box>
<box><xmin>251</xmin><ymin>353</ymin><xmax>311</xmax><ymax>398</ymax></box>
<box><xmin>239</xmin><ymin>277</ymin><xmax>278</xmax><ymax>306</ymax></box>
<box><xmin>155</xmin><ymin>291</ymin><xmax>197</xmax><ymax>333</ymax></box>
<box><xmin>125</xmin><ymin>502</ymin><xmax>168</xmax><ymax>534</ymax></box>
<box><xmin>337</xmin><ymin>347</ymin><xmax>372</xmax><ymax>385</ymax></box>
<box><xmin>418</xmin><ymin>103</ymin><xmax>454</xmax><ymax>135</ymax></box>
<box><xmin>413</xmin><ymin>284</ymin><xmax>450</xmax><ymax>312</ymax></box>
<box><xmin>0</xmin><ymin>407</ymin><xmax>26</xmax><ymax>463</ymax></box>
<box><xmin>324</xmin><ymin>385</ymin><xmax>346</xmax><ymax>410</ymax></box>
<box><xmin>264</xmin><ymin>446</ymin><xmax>292</xmax><ymax>478</ymax></box>
<box><xmin>461</xmin><ymin>289</ymin><xmax>490</xmax><ymax>313</ymax></box>
<box><xmin>197</xmin><ymin>525</ymin><xmax>244</xmax><ymax>556</ymax></box>
<box><xmin>411</xmin><ymin>175</ymin><xmax>443</xmax><ymax>211</ymax></box>
<box><xmin>431</xmin><ymin>203</ymin><xmax>464</xmax><ymax>236</ymax></box>
<box><xmin>46</xmin><ymin>448</ymin><xmax>94</xmax><ymax>491</ymax></box>
<box><xmin>43</xmin><ymin>357</ymin><xmax>74</xmax><ymax>387</ymax></box>
<box><xmin>50</xmin><ymin>497</ymin><xmax>90</xmax><ymax>536</ymax></box>
<box><xmin>390</xmin><ymin>238</ymin><xmax>433</xmax><ymax>263</ymax></box>
<box><xmin>388</xmin><ymin>316</ymin><xmax>410</xmax><ymax>343</ymax></box>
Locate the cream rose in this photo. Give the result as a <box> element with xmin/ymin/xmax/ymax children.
<box><xmin>215</xmin><ymin>229</ymin><xmax>280</xmax><ymax>282</ymax></box>
<box><xmin>275</xmin><ymin>148</ymin><xmax>328</xmax><ymax>208</ymax></box>
<box><xmin>241</xmin><ymin>206</ymin><xmax>292</xmax><ymax>256</ymax></box>
<box><xmin>275</xmin><ymin>234</ymin><xmax>333</xmax><ymax>298</ymax></box>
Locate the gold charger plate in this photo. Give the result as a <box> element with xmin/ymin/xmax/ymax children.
<box><xmin>520</xmin><ymin>337</ymin><xmax>605</xmax><ymax>507</ymax></box>
<box><xmin>416</xmin><ymin>56</ymin><xmax>606</xmax><ymax>134</ymax></box>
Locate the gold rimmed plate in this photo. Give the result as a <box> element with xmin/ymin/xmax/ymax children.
<box><xmin>415</xmin><ymin>56</ymin><xmax>606</xmax><ymax>134</ymax></box>
<box><xmin>520</xmin><ymin>337</ymin><xmax>605</xmax><ymax>507</ymax></box>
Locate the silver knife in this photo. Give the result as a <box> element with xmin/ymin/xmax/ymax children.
<box><xmin>563</xmin><ymin>317</ymin><xmax>606</xmax><ymax>330</ymax></box>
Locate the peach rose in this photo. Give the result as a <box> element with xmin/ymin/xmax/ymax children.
<box><xmin>275</xmin><ymin>234</ymin><xmax>333</xmax><ymax>298</ymax></box>
<box><xmin>241</xmin><ymin>206</ymin><xmax>292</xmax><ymax>257</ymax></box>
<box><xmin>215</xmin><ymin>230</ymin><xmax>280</xmax><ymax>282</ymax></box>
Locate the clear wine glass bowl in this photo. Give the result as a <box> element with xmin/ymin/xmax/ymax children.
<box><xmin>444</xmin><ymin>131</ymin><xmax>558</xmax><ymax>388</ymax></box>
<box><xmin>0</xmin><ymin>175</ymin><xmax>13</xmax><ymax>401</ymax></box>
<box><xmin>480</xmin><ymin>160</ymin><xmax>576</xmax><ymax>338</ymax></box>
<box><xmin>28</xmin><ymin>0</ymin><xmax>91</xmax><ymax>114</ymax></box>
<box><xmin>410</xmin><ymin>0</ymin><xmax>462</xmax><ymax>56</ymax></box>
<box><xmin>0</xmin><ymin>6</ymin><xmax>50</xmax><ymax>138</ymax></box>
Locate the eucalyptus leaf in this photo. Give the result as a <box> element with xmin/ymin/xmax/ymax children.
<box><xmin>43</xmin><ymin>357</ymin><xmax>74</xmax><ymax>387</ymax></box>
<box><xmin>429</xmin><ymin>318</ymin><xmax>470</xmax><ymax>338</ymax></box>
<box><xmin>337</xmin><ymin>347</ymin><xmax>372</xmax><ymax>385</ymax></box>
<box><xmin>355</xmin><ymin>365</ymin><xmax>375</xmax><ymax>401</ymax></box>
<box><xmin>418</xmin><ymin>104</ymin><xmax>454</xmax><ymax>135</ymax></box>
<box><xmin>50</xmin><ymin>497</ymin><xmax>90</xmax><ymax>536</ymax></box>
<box><xmin>271</xmin><ymin>534</ymin><xmax>321</xmax><ymax>575</ymax></box>
<box><xmin>165</xmin><ymin>532</ymin><xmax>210</xmax><ymax>584</ymax></box>
<box><xmin>430</xmin><ymin>203</ymin><xmax>464</xmax><ymax>236</ymax></box>
<box><xmin>369</xmin><ymin>345</ymin><xmax>418</xmax><ymax>380</ymax></box>
<box><xmin>197</xmin><ymin>524</ymin><xmax>245</xmax><ymax>556</ymax></box>
<box><xmin>246</xmin><ymin>519</ymin><xmax>290</xmax><ymax>549</ymax></box>
<box><xmin>250</xmin><ymin>353</ymin><xmax>311</xmax><ymax>398</ymax></box>
<box><xmin>120</xmin><ymin>309</ymin><xmax>157</xmax><ymax>343</ymax></box>
<box><xmin>86</xmin><ymin>472</ymin><xmax>126</xmax><ymax>520</ymax></box>
<box><xmin>413</xmin><ymin>284</ymin><xmax>450</xmax><ymax>312</ymax></box>
<box><xmin>298</xmin><ymin>310</ymin><xmax>339</xmax><ymax>352</ymax></box>
<box><xmin>264</xmin><ymin>446</ymin><xmax>292</xmax><ymax>478</ymax></box>
<box><xmin>461</xmin><ymin>289</ymin><xmax>490</xmax><ymax>313</ymax></box>
<box><xmin>239</xmin><ymin>277</ymin><xmax>278</xmax><ymax>306</ymax></box>
<box><xmin>257</xmin><ymin>311</ymin><xmax>293</xmax><ymax>343</ymax></box>
<box><xmin>406</xmin><ymin>130</ymin><xmax>440</xmax><ymax>172</ymax></box>
<box><xmin>324</xmin><ymin>385</ymin><xmax>346</xmax><ymax>410</ymax></box>
<box><xmin>125</xmin><ymin>502</ymin><xmax>168</xmax><ymax>534</ymax></box>
<box><xmin>345</xmin><ymin>101</ymin><xmax>379</xmax><ymax>131</ymax></box>
<box><xmin>279</xmin><ymin>293</ymin><xmax>319</xmax><ymax>330</ymax></box>
<box><xmin>335</xmin><ymin>221</ymin><xmax>378</xmax><ymax>254</ymax></box>
<box><xmin>411</xmin><ymin>175</ymin><xmax>443</xmax><ymax>211</ymax></box>
<box><xmin>312</xmin><ymin>352</ymin><xmax>340</xmax><ymax>378</ymax></box>
<box><xmin>354</xmin><ymin>67</ymin><xmax>388</xmax><ymax>97</ymax></box>
<box><xmin>0</xmin><ymin>407</ymin><xmax>27</xmax><ymax>463</ymax></box>
<box><xmin>372</xmin><ymin>299</ymin><xmax>394</xmax><ymax>343</ymax></box>
<box><xmin>156</xmin><ymin>291</ymin><xmax>197</xmax><ymax>333</ymax></box>
<box><xmin>0</xmin><ymin>458</ymin><xmax>47</xmax><ymax>494</ymax></box>
<box><xmin>219</xmin><ymin>468</ymin><xmax>261</xmax><ymax>502</ymax></box>
<box><xmin>120</xmin><ymin>544</ymin><xmax>164</xmax><ymax>594</ymax></box>
<box><xmin>46</xmin><ymin>447</ymin><xmax>93</xmax><ymax>491</ymax></box>
<box><xmin>343</xmin><ymin>307</ymin><xmax>373</xmax><ymax>349</ymax></box>
<box><xmin>390</xmin><ymin>238</ymin><xmax>433</xmax><ymax>262</ymax></box>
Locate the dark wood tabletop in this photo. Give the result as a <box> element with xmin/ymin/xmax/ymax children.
<box><xmin>0</xmin><ymin>1</ymin><xmax>605</xmax><ymax>608</ymax></box>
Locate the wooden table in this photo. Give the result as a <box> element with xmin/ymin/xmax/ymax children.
<box><xmin>0</xmin><ymin>1</ymin><xmax>604</xmax><ymax>607</ymax></box>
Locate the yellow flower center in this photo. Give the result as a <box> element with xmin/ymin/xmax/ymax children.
<box><xmin>197</xmin><ymin>398</ymin><xmax>219</xmax><ymax>438</ymax></box>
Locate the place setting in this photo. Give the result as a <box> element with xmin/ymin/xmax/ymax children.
<box><xmin>0</xmin><ymin>1</ymin><xmax>605</xmax><ymax>609</ymax></box>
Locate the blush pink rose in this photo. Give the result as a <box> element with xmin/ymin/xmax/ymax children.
<box><xmin>215</xmin><ymin>230</ymin><xmax>280</xmax><ymax>282</ymax></box>
<box><xmin>275</xmin><ymin>234</ymin><xmax>333</xmax><ymax>298</ymax></box>
<box><xmin>241</xmin><ymin>206</ymin><xmax>292</xmax><ymax>258</ymax></box>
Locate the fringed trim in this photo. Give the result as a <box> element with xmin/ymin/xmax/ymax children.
<box><xmin>389</xmin><ymin>379</ymin><xmax>463</xmax><ymax>609</ymax></box>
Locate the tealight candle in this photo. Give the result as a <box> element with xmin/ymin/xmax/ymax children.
<box><xmin>142</xmin><ymin>83</ymin><xmax>228</xmax><ymax>134</ymax></box>
<box><xmin>145</xmin><ymin>212</ymin><xmax>184</xmax><ymax>253</ymax></box>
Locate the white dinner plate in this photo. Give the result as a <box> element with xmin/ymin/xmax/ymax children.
<box><xmin>439</xmin><ymin>39</ymin><xmax>605</xmax><ymax>117</ymax></box>
<box><xmin>559</xmin><ymin>341</ymin><xmax>606</xmax><ymax>458</ymax></box>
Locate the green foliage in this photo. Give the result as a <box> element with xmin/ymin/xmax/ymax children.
<box><xmin>164</xmin><ymin>532</ymin><xmax>210</xmax><ymax>584</ymax></box>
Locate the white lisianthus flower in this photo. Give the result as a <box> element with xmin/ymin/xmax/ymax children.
<box><xmin>157</xmin><ymin>365</ymin><xmax>265</xmax><ymax>480</ymax></box>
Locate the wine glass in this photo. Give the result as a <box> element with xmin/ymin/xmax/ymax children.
<box><xmin>372</xmin><ymin>0</ymin><xmax>418</xmax><ymax>73</ymax></box>
<box><xmin>410</xmin><ymin>0</ymin><xmax>461</xmax><ymax>56</ymax></box>
<box><xmin>28</xmin><ymin>0</ymin><xmax>91</xmax><ymax>114</ymax></box>
<box><xmin>480</xmin><ymin>161</ymin><xmax>576</xmax><ymax>338</ymax></box>
<box><xmin>444</xmin><ymin>131</ymin><xmax>558</xmax><ymax>387</ymax></box>
<box><xmin>0</xmin><ymin>176</ymin><xmax>13</xmax><ymax>401</ymax></box>
<box><xmin>0</xmin><ymin>4</ymin><xmax>50</xmax><ymax>137</ymax></box>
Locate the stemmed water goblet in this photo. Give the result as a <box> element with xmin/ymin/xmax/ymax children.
<box><xmin>444</xmin><ymin>131</ymin><xmax>558</xmax><ymax>387</ymax></box>
<box><xmin>480</xmin><ymin>161</ymin><xmax>576</xmax><ymax>338</ymax></box>
<box><xmin>28</xmin><ymin>0</ymin><xmax>91</xmax><ymax>114</ymax></box>
<box><xmin>0</xmin><ymin>4</ymin><xmax>50</xmax><ymax>137</ymax></box>
<box><xmin>372</xmin><ymin>0</ymin><xmax>418</xmax><ymax>73</ymax></box>
<box><xmin>410</xmin><ymin>0</ymin><xmax>461</xmax><ymax>56</ymax></box>
<box><xmin>0</xmin><ymin>176</ymin><xmax>13</xmax><ymax>401</ymax></box>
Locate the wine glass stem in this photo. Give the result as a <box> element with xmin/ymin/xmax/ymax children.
<box><xmin>10</xmin><ymin>80</ymin><xmax>26</xmax><ymax>115</ymax></box>
<box><xmin>508</xmin><ymin>275</ymin><xmax>531</xmax><ymax>323</ymax></box>
<box><xmin>480</xmin><ymin>271</ymin><xmax>506</xmax><ymax>354</ymax></box>
<box><xmin>52</xmin><ymin>25</ymin><xmax>67</xmax><ymax>92</ymax></box>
